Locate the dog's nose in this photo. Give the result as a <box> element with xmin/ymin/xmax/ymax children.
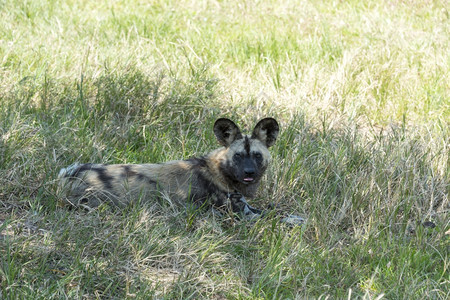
<box><xmin>244</xmin><ymin>168</ymin><xmax>255</xmax><ymax>176</ymax></box>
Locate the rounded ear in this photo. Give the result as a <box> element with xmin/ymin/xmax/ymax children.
<box><xmin>213</xmin><ymin>118</ymin><xmax>243</xmax><ymax>147</ymax></box>
<box><xmin>251</xmin><ymin>118</ymin><xmax>279</xmax><ymax>147</ymax></box>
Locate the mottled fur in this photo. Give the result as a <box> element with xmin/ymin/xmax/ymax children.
<box><xmin>58</xmin><ymin>118</ymin><xmax>304</xmax><ymax>224</ymax></box>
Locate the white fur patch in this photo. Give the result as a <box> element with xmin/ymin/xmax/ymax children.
<box><xmin>58</xmin><ymin>163</ymin><xmax>81</xmax><ymax>178</ymax></box>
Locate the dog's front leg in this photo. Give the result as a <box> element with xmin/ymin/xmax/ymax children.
<box><xmin>237</xmin><ymin>196</ymin><xmax>307</xmax><ymax>225</ymax></box>
<box><xmin>242</xmin><ymin>199</ymin><xmax>263</xmax><ymax>220</ymax></box>
<box><xmin>228</xmin><ymin>193</ymin><xmax>306</xmax><ymax>225</ymax></box>
<box><xmin>240</xmin><ymin>198</ymin><xmax>306</xmax><ymax>225</ymax></box>
<box><xmin>227</xmin><ymin>193</ymin><xmax>262</xmax><ymax>220</ymax></box>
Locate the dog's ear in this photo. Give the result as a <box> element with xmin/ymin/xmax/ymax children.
<box><xmin>214</xmin><ymin>118</ymin><xmax>243</xmax><ymax>147</ymax></box>
<box><xmin>251</xmin><ymin>118</ymin><xmax>279</xmax><ymax>147</ymax></box>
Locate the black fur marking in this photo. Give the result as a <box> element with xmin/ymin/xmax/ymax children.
<box><xmin>219</xmin><ymin>161</ymin><xmax>239</xmax><ymax>184</ymax></box>
<box><xmin>218</xmin><ymin>160</ymin><xmax>258</xmax><ymax>197</ymax></box>
<box><xmin>195</xmin><ymin>171</ymin><xmax>223</xmax><ymax>206</ymax></box>
<box><xmin>135</xmin><ymin>173</ymin><xmax>157</xmax><ymax>186</ymax></box>
<box><xmin>186</xmin><ymin>156</ymin><xmax>208</xmax><ymax>168</ymax></box>
<box><xmin>245</xmin><ymin>203</ymin><xmax>263</xmax><ymax>215</ymax></box>
<box><xmin>121</xmin><ymin>165</ymin><xmax>137</xmax><ymax>178</ymax></box>
<box><xmin>230</xmin><ymin>198</ymin><xmax>245</xmax><ymax>214</ymax></box>
<box><xmin>93</xmin><ymin>167</ymin><xmax>114</xmax><ymax>190</ymax></box>
<box><xmin>66</xmin><ymin>163</ymin><xmax>117</xmax><ymax>191</ymax></box>
<box><xmin>68</xmin><ymin>163</ymin><xmax>94</xmax><ymax>177</ymax></box>
<box><xmin>244</xmin><ymin>136</ymin><xmax>250</xmax><ymax>154</ymax></box>
<box><xmin>254</xmin><ymin>153</ymin><xmax>264</xmax><ymax>167</ymax></box>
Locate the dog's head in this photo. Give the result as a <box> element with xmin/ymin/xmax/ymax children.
<box><xmin>213</xmin><ymin>118</ymin><xmax>279</xmax><ymax>185</ymax></box>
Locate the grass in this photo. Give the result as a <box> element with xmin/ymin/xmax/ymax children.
<box><xmin>0</xmin><ymin>0</ymin><xmax>448</xmax><ymax>298</ymax></box>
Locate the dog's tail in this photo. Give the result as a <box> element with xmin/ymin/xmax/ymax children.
<box><xmin>58</xmin><ymin>163</ymin><xmax>82</xmax><ymax>178</ymax></box>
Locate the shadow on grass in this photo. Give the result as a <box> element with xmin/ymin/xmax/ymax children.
<box><xmin>0</xmin><ymin>67</ymin><xmax>448</xmax><ymax>298</ymax></box>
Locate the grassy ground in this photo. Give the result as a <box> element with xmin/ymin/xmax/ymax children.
<box><xmin>0</xmin><ymin>0</ymin><xmax>448</xmax><ymax>298</ymax></box>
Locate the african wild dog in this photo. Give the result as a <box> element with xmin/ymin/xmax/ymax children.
<box><xmin>58</xmin><ymin>118</ymin><xmax>304</xmax><ymax>225</ymax></box>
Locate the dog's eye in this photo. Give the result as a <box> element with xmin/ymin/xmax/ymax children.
<box><xmin>254</xmin><ymin>153</ymin><xmax>262</xmax><ymax>159</ymax></box>
<box><xmin>233</xmin><ymin>153</ymin><xmax>242</xmax><ymax>159</ymax></box>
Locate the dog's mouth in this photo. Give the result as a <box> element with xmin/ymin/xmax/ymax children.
<box><xmin>243</xmin><ymin>177</ymin><xmax>254</xmax><ymax>183</ymax></box>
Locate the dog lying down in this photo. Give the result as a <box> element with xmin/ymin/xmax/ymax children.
<box><xmin>58</xmin><ymin>118</ymin><xmax>305</xmax><ymax>226</ymax></box>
